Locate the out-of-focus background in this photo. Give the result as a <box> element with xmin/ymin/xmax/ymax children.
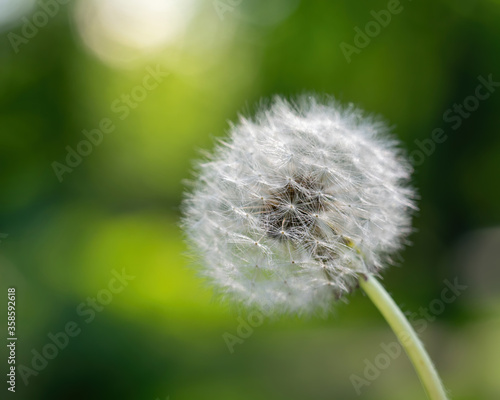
<box><xmin>1</xmin><ymin>1</ymin><xmax>499</xmax><ymax>399</ymax></box>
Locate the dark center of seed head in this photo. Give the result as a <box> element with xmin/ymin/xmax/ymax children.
<box><xmin>261</xmin><ymin>178</ymin><xmax>324</xmax><ymax>241</ymax></box>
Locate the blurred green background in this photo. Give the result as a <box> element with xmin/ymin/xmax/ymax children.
<box><xmin>1</xmin><ymin>1</ymin><xmax>500</xmax><ymax>399</ymax></box>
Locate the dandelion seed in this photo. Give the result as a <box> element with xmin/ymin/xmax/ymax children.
<box><xmin>182</xmin><ymin>95</ymin><xmax>415</xmax><ymax>315</ymax></box>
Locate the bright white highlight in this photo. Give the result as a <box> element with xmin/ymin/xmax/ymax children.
<box><xmin>73</xmin><ymin>0</ymin><xmax>199</xmax><ymax>66</ymax></box>
<box><xmin>0</xmin><ymin>0</ymin><xmax>36</xmax><ymax>27</ymax></box>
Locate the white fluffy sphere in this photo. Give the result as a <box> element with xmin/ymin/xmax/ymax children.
<box><xmin>183</xmin><ymin>95</ymin><xmax>415</xmax><ymax>315</ymax></box>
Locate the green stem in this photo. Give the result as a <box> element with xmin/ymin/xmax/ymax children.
<box><xmin>359</xmin><ymin>274</ymin><xmax>449</xmax><ymax>400</ymax></box>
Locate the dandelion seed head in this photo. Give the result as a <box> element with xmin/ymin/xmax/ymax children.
<box><xmin>182</xmin><ymin>95</ymin><xmax>415</xmax><ymax>315</ymax></box>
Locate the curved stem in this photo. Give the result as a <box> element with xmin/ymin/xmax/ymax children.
<box><xmin>359</xmin><ymin>274</ymin><xmax>449</xmax><ymax>400</ymax></box>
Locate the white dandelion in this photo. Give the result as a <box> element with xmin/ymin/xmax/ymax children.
<box><xmin>183</xmin><ymin>95</ymin><xmax>414</xmax><ymax>314</ymax></box>
<box><xmin>182</xmin><ymin>95</ymin><xmax>448</xmax><ymax>400</ymax></box>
